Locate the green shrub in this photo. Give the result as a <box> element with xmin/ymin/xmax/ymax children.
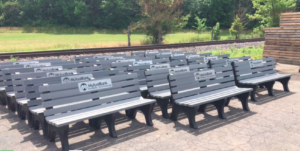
<box><xmin>10</xmin><ymin>55</ymin><xmax>18</xmax><ymax>62</ymax></box>
<box><xmin>213</xmin><ymin>22</ymin><xmax>221</xmax><ymax>41</ymax></box>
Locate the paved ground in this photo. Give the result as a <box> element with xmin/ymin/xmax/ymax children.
<box><xmin>0</xmin><ymin>64</ymin><xmax>299</xmax><ymax>151</ymax></box>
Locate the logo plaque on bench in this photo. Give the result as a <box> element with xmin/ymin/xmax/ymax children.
<box><xmin>169</xmin><ymin>67</ymin><xmax>190</xmax><ymax>74</ymax></box>
<box><xmin>78</xmin><ymin>78</ymin><xmax>112</xmax><ymax>92</ymax></box>
<box><xmin>249</xmin><ymin>60</ymin><xmax>263</xmax><ymax>68</ymax></box>
<box><xmin>24</xmin><ymin>63</ymin><xmax>52</xmax><ymax>68</ymax></box>
<box><xmin>204</xmin><ymin>56</ymin><xmax>218</xmax><ymax>63</ymax></box>
<box><xmin>34</xmin><ymin>66</ymin><xmax>63</xmax><ymax>72</ymax></box>
<box><xmin>13</xmin><ymin>61</ymin><xmax>39</xmax><ymax>65</ymax></box>
<box><xmin>226</xmin><ymin>59</ymin><xmax>239</xmax><ymax>65</ymax></box>
<box><xmin>104</xmin><ymin>57</ymin><xmax>124</xmax><ymax>60</ymax></box>
<box><xmin>194</xmin><ymin>70</ymin><xmax>216</xmax><ymax>81</ymax></box>
<box><xmin>150</xmin><ymin>63</ymin><xmax>170</xmax><ymax>70</ymax></box>
<box><xmin>61</xmin><ymin>74</ymin><xmax>93</xmax><ymax>84</ymax></box>
<box><xmin>116</xmin><ymin>59</ymin><xmax>136</xmax><ymax>63</ymax></box>
<box><xmin>171</xmin><ymin>53</ymin><xmax>184</xmax><ymax>57</ymax></box>
<box><xmin>133</xmin><ymin>60</ymin><xmax>153</xmax><ymax>66</ymax></box>
<box><xmin>186</xmin><ymin>55</ymin><xmax>200</xmax><ymax>59</ymax></box>
<box><xmin>46</xmin><ymin>70</ymin><xmax>77</xmax><ymax>77</ymax></box>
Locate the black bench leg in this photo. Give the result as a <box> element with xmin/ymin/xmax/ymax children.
<box><xmin>236</xmin><ymin>92</ymin><xmax>250</xmax><ymax>111</ymax></box>
<box><xmin>89</xmin><ymin>118</ymin><xmax>101</xmax><ymax>129</ymax></box>
<box><xmin>56</xmin><ymin>125</ymin><xmax>70</xmax><ymax>151</ymax></box>
<box><xmin>156</xmin><ymin>98</ymin><xmax>170</xmax><ymax>119</ymax></box>
<box><xmin>38</xmin><ymin>114</ymin><xmax>49</xmax><ymax>138</ymax></box>
<box><xmin>213</xmin><ymin>99</ymin><xmax>226</xmax><ymax>119</ymax></box>
<box><xmin>103</xmin><ymin>114</ymin><xmax>118</xmax><ymax>138</ymax></box>
<box><xmin>141</xmin><ymin>90</ymin><xmax>149</xmax><ymax>98</ymax></box>
<box><xmin>225</xmin><ymin>97</ymin><xmax>231</xmax><ymax>106</ymax></box>
<box><xmin>198</xmin><ymin>104</ymin><xmax>207</xmax><ymax>113</ymax></box>
<box><xmin>127</xmin><ymin>108</ymin><xmax>138</xmax><ymax>119</ymax></box>
<box><xmin>0</xmin><ymin>91</ymin><xmax>6</xmax><ymax>105</ymax></box>
<box><xmin>27</xmin><ymin>111</ymin><xmax>34</xmax><ymax>128</ymax></box>
<box><xmin>278</xmin><ymin>77</ymin><xmax>290</xmax><ymax>92</ymax></box>
<box><xmin>264</xmin><ymin>81</ymin><xmax>275</xmax><ymax>96</ymax></box>
<box><xmin>181</xmin><ymin>106</ymin><xmax>197</xmax><ymax>129</ymax></box>
<box><xmin>139</xmin><ymin>103</ymin><xmax>155</xmax><ymax>126</ymax></box>
<box><xmin>259</xmin><ymin>85</ymin><xmax>264</xmax><ymax>89</ymax></box>
<box><xmin>250</xmin><ymin>86</ymin><xmax>258</xmax><ymax>102</ymax></box>
<box><xmin>170</xmin><ymin>103</ymin><xmax>180</xmax><ymax>121</ymax></box>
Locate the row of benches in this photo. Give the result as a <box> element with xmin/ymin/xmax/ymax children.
<box><xmin>0</xmin><ymin>51</ymin><xmax>291</xmax><ymax>151</ymax></box>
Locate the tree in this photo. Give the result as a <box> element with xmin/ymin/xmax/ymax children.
<box><xmin>133</xmin><ymin>0</ymin><xmax>189</xmax><ymax>44</ymax></box>
<box><xmin>229</xmin><ymin>15</ymin><xmax>243</xmax><ymax>39</ymax></box>
<box><xmin>0</xmin><ymin>1</ymin><xmax>21</xmax><ymax>26</ymax></box>
<box><xmin>248</xmin><ymin>0</ymin><xmax>296</xmax><ymax>27</ymax></box>
<box><xmin>296</xmin><ymin>0</ymin><xmax>300</xmax><ymax>11</ymax></box>
<box><xmin>193</xmin><ymin>16</ymin><xmax>207</xmax><ymax>34</ymax></box>
<box><xmin>233</xmin><ymin>0</ymin><xmax>253</xmax><ymax>27</ymax></box>
<box><xmin>213</xmin><ymin>22</ymin><xmax>221</xmax><ymax>40</ymax></box>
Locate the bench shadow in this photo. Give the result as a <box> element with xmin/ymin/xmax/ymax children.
<box><xmin>172</xmin><ymin>105</ymin><xmax>256</xmax><ymax>136</ymax></box>
<box><xmin>251</xmin><ymin>89</ymin><xmax>295</xmax><ymax>105</ymax></box>
<box><xmin>60</xmin><ymin>112</ymin><xmax>158</xmax><ymax>151</ymax></box>
<box><xmin>0</xmin><ymin>106</ymin><xmax>157</xmax><ymax>151</ymax></box>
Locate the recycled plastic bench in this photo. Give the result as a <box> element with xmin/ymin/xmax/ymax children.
<box><xmin>232</xmin><ymin>57</ymin><xmax>292</xmax><ymax>102</ymax></box>
<box><xmin>39</xmin><ymin>73</ymin><xmax>155</xmax><ymax>151</ymax></box>
<box><xmin>168</xmin><ymin>66</ymin><xmax>253</xmax><ymax>128</ymax></box>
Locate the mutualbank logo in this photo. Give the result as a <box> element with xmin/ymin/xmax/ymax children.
<box><xmin>169</xmin><ymin>67</ymin><xmax>190</xmax><ymax>74</ymax></box>
<box><xmin>24</xmin><ymin>63</ymin><xmax>51</xmax><ymax>68</ymax></box>
<box><xmin>78</xmin><ymin>78</ymin><xmax>112</xmax><ymax>92</ymax></box>
<box><xmin>150</xmin><ymin>63</ymin><xmax>170</xmax><ymax>70</ymax></box>
<box><xmin>194</xmin><ymin>70</ymin><xmax>216</xmax><ymax>81</ymax></box>
<box><xmin>46</xmin><ymin>70</ymin><xmax>77</xmax><ymax>77</ymax></box>
<box><xmin>61</xmin><ymin>74</ymin><xmax>93</xmax><ymax>83</ymax></box>
<box><xmin>133</xmin><ymin>60</ymin><xmax>153</xmax><ymax>66</ymax></box>
<box><xmin>34</xmin><ymin>66</ymin><xmax>63</xmax><ymax>72</ymax></box>
<box><xmin>13</xmin><ymin>61</ymin><xmax>39</xmax><ymax>65</ymax></box>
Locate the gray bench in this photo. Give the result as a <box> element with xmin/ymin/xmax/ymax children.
<box><xmin>13</xmin><ymin>66</ymin><xmax>104</xmax><ymax>120</ymax></box>
<box><xmin>168</xmin><ymin>66</ymin><xmax>253</xmax><ymax>129</ymax></box>
<box><xmin>145</xmin><ymin>51</ymin><xmax>160</xmax><ymax>59</ymax></box>
<box><xmin>23</xmin><ymin>70</ymin><xmax>120</xmax><ymax>134</ymax></box>
<box><xmin>0</xmin><ymin>61</ymin><xmax>74</xmax><ymax>108</ymax></box>
<box><xmin>156</xmin><ymin>51</ymin><xmax>183</xmax><ymax>59</ymax></box>
<box><xmin>3</xmin><ymin>62</ymin><xmax>91</xmax><ymax>111</ymax></box>
<box><xmin>209</xmin><ymin>56</ymin><xmax>251</xmax><ymax>68</ymax></box>
<box><xmin>39</xmin><ymin>73</ymin><xmax>155</xmax><ymax>151</ymax></box>
<box><xmin>145</xmin><ymin>63</ymin><xmax>208</xmax><ymax>118</ymax></box>
<box><xmin>186</xmin><ymin>53</ymin><xmax>212</xmax><ymax>65</ymax></box>
<box><xmin>232</xmin><ymin>57</ymin><xmax>292</xmax><ymax>102</ymax></box>
<box><xmin>75</xmin><ymin>54</ymin><xmax>126</xmax><ymax>63</ymax></box>
<box><xmin>169</xmin><ymin>52</ymin><xmax>197</xmax><ymax>62</ymax></box>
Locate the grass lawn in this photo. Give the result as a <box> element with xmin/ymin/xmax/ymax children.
<box><xmin>0</xmin><ymin>28</ymin><xmax>253</xmax><ymax>53</ymax></box>
<box><xmin>200</xmin><ymin>45</ymin><xmax>264</xmax><ymax>60</ymax></box>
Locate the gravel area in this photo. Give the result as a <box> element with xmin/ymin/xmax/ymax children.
<box><xmin>1</xmin><ymin>41</ymin><xmax>264</xmax><ymax>62</ymax></box>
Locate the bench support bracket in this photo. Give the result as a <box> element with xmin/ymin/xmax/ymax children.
<box><xmin>156</xmin><ymin>98</ymin><xmax>170</xmax><ymax>118</ymax></box>
<box><xmin>212</xmin><ymin>99</ymin><xmax>226</xmax><ymax>119</ymax></box>
<box><xmin>103</xmin><ymin>114</ymin><xmax>118</xmax><ymax>138</ymax></box>
<box><xmin>278</xmin><ymin>77</ymin><xmax>290</xmax><ymax>92</ymax></box>
<box><xmin>236</xmin><ymin>92</ymin><xmax>250</xmax><ymax>111</ymax></box>
<box><xmin>264</xmin><ymin>81</ymin><xmax>275</xmax><ymax>96</ymax></box>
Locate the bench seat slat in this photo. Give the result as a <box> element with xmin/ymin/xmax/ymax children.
<box><xmin>240</xmin><ymin>73</ymin><xmax>291</xmax><ymax>84</ymax></box>
<box><xmin>149</xmin><ymin>89</ymin><xmax>171</xmax><ymax>98</ymax></box>
<box><xmin>175</xmin><ymin>87</ymin><xmax>252</xmax><ymax>107</ymax></box>
<box><xmin>46</xmin><ymin>97</ymin><xmax>155</xmax><ymax>127</ymax></box>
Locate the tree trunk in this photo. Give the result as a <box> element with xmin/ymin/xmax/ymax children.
<box><xmin>211</xmin><ymin>27</ymin><xmax>214</xmax><ymax>41</ymax></box>
<box><xmin>158</xmin><ymin>30</ymin><xmax>163</xmax><ymax>44</ymax></box>
<box><xmin>127</xmin><ymin>26</ymin><xmax>131</xmax><ymax>46</ymax></box>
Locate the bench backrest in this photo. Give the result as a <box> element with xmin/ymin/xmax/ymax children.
<box><xmin>75</xmin><ymin>54</ymin><xmax>126</xmax><ymax>63</ymax></box>
<box><xmin>187</xmin><ymin>53</ymin><xmax>212</xmax><ymax>64</ymax></box>
<box><xmin>127</xmin><ymin>60</ymin><xmax>155</xmax><ymax>85</ymax></box>
<box><xmin>24</xmin><ymin>70</ymin><xmax>120</xmax><ymax>107</ymax></box>
<box><xmin>0</xmin><ymin>59</ymin><xmax>62</xmax><ymax>66</ymax></box>
<box><xmin>80</xmin><ymin>59</ymin><xmax>114</xmax><ymax>69</ymax></box>
<box><xmin>131</xmin><ymin>51</ymin><xmax>145</xmax><ymax>57</ymax></box>
<box><xmin>0</xmin><ymin>59</ymin><xmax>63</xmax><ymax>86</ymax></box>
<box><xmin>40</xmin><ymin>73</ymin><xmax>141</xmax><ymax>117</ymax></box>
<box><xmin>145</xmin><ymin>51</ymin><xmax>160</xmax><ymax>58</ymax></box>
<box><xmin>12</xmin><ymin>66</ymin><xmax>104</xmax><ymax>99</ymax></box>
<box><xmin>168</xmin><ymin>65</ymin><xmax>235</xmax><ymax>101</ymax></box>
<box><xmin>209</xmin><ymin>56</ymin><xmax>251</xmax><ymax>68</ymax></box>
<box><xmin>156</xmin><ymin>51</ymin><xmax>183</xmax><ymax>59</ymax></box>
<box><xmin>145</xmin><ymin>64</ymin><xmax>208</xmax><ymax>93</ymax></box>
<box><xmin>232</xmin><ymin>57</ymin><xmax>277</xmax><ymax>82</ymax></box>
<box><xmin>169</xmin><ymin>52</ymin><xmax>197</xmax><ymax>62</ymax></box>
<box><xmin>2</xmin><ymin>62</ymin><xmax>92</xmax><ymax>92</ymax></box>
